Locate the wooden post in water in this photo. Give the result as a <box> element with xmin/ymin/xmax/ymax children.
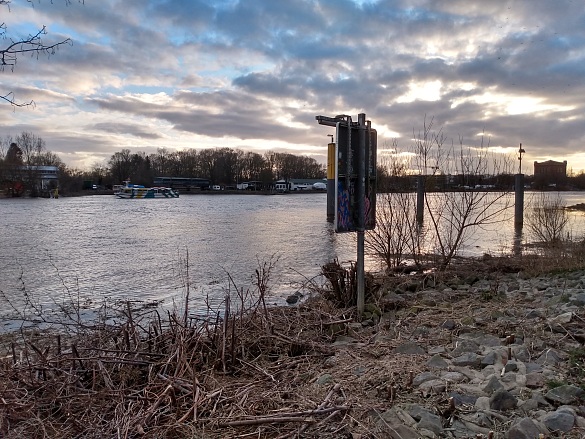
<box><xmin>327</xmin><ymin>138</ymin><xmax>335</xmax><ymax>223</ymax></box>
<box><xmin>515</xmin><ymin>144</ymin><xmax>525</xmax><ymax>228</ymax></box>
<box><xmin>416</xmin><ymin>175</ymin><xmax>425</xmax><ymax>223</ymax></box>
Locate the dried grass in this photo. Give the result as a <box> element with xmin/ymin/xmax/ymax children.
<box><xmin>1</xmin><ymin>253</ymin><xmax>585</xmax><ymax>438</ymax></box>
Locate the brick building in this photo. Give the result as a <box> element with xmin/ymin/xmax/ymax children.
<box><xmin>533</xmin><ymin>160</ymin><xmax>567</xmax><ymax>177</ymax></box>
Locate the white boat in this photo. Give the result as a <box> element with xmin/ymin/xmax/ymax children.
<box><xmin>114</xmin><ymin>181</ymin><xmax>179</xmax><ymax>199</ymax></box>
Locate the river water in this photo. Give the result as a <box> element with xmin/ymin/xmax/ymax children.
<box><xmin>1</xmin><ymin>191</ymin><xmax>585</xmax><ymax>331</ymax></box>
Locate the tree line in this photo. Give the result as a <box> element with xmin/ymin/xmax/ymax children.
<box><xmin>0</xmin><ymin>132</ymin><xmax>326</xmax><ymax>195</ymax></box>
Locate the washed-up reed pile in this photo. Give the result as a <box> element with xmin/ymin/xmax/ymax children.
<box><xmin>0</xmin><ymin>281</ymin><xmax>365</xmax><ymax>439</ymax></box>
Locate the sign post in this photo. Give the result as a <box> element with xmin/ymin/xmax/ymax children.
<box><xmin>316</xmin><ymin>113</ymin><xmax>377</xmax><ymax>314</ymax></box>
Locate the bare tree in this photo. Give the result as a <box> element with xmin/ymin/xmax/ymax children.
<box><xmin>1</xmin><ymin>0</ymin><xmax>80</xmax><ymax>106</ymax></box>
<box><xmin>421</xmin><ymin>134</ymin><xmax>515</xmax><ymax>268</ymax></box>
<box><xmin>525</xmin><ymin>192</ymin><xmax>570</xmax><ymax>246</ymax></box>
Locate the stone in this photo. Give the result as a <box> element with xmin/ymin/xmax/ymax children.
<box><xmin>481</xmin><ymin>351</ymin><xmax>498</xmax><ymax>366</ymax></box>
<box><xmin>525</xmin><ymin>372</ymin><xmax>545</xmax><ymax>389</ymax></box>
<box><xmin>548</xmin><ymin>311</ymin><xmax>573</xmax><ymax>325</ymax></box>
<box><xmin>316</xmin><ymin>374</ymin><xmax>333</xmax><ymax>385</ymax></box>
<box><xmin>428</xmin><ymin>345</ymin><xmax>446</xmax><ymax>355</ymax></box>
<box><xmin>440</xmin><ymin>371</ymin><xmax>466</xmax><ymax>383</ymax></box>
<box><xmin>452</xmin><ymin>352</ymin><xmax>481</xmax><ymax>368</ymax></box>
<box><xmin>504</xmin><ymin>361</ymin><xmax>519</xmax><ymax>373</ymax></box>
<box><xmin>417</xmin><ymin>412</ymin><xmax>443</xmax><ymax>435</ymax></box>
<box><xmin>542</xmin><ymin>409</ymin><xmax>574</xmax><ymax>432</ymax></box>
<box><xmin>506</xmin><ymin>417</ymin><xmax>542</xmax><ymax>439</ymax></box>
<box><xmin>525</xmin><ymin>362</ymin><xmax>543</xmax><ymax>373</ymax></box>
<box><xmin>285</xmin><ymin>291</ymin><xmax>303</xmax><ymax>304</ymax></box>
<box><xmin>413</xmin><ymin>371</ymin><xmax>438</xmax><ymax>387</ymax></box>
<box><xmin>468</xmin><ymin>333</ymin><xmax>502</xmax><ymax>347</ymax></box>
<box><xmin>545</xmin><ymin>384</ymin><xmax>585</xmax><ymax>405</ymax></box>
<box><xmin>535</xmin><ymin>349</ymin><xmax>566</xmax><ymax>366</ymax></box>
<box><xmin>419</xmin><ymin>379</ymin><xmax>446</xmax><ymax>395</ymax></box>
<box><xmin>426</xmin><ymin>354</ymin><xmax>449</xmax><ymax>369</ymax></box>
<box><xmin>441</xmin><ymin>319</ymin><xmax>457</xmax><ymax>330</ymax></box>
<box><xmin>483</xmin><ymin>375</ymin><xmax>504</xmax><ymax>395</ymax></box>
<box><xmin>449</xmin><ymin>391</ymin><xmax>478</xmax><ymax>406</ymax></box>
<box><xmin>475</xmin><ymin>396</ymin><xmax>491</xmax><ymax>411</ymax></box>
<box><xmin>489</xmin><ymin>388</ymin><xmax>518</xmax><ymax>411</ymax></box>
<box><xmin>524</xmin><ymin>309</ymin><xmax>543</xmax><ymax>319</ymax></box>
<box><xmin>511</xmin><ymin>345</ymin><xmax>530</xmax><ymax>362</ymax></box>
<box><xmin>393</xmin><ymin>341</ymin><xmax>426</xmax><ymax>355</ymax></box>
<box><xmin>384</xmin><ymin>425</ymin><xmax>420</xmax><ymax>439</ymax></box>
<box><xmin>451</xmin><ymin>339</ymin><xmax>479</xmax><ymax>356</ymax></box>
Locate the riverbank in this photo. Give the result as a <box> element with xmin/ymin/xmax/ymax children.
<box><xmin>1</xmin><ymin>256</ymin><xmax>585</xmax><ymax>438</ymax></box>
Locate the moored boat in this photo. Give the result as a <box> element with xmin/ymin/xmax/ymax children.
<box><xmin>114</xmin><ymin>181</ymin><xmax>179</xmax><ymax>199</ymax></box>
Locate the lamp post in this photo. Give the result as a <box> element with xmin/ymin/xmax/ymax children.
<box><xmin>518</xmin><ymin>143</ymin><xmax>525</xmax><ymax>174</ymax></box>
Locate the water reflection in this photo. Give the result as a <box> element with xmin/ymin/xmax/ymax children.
<box><xmin>1</xmin><ymin>191</ymin><xmax>585</xmax><ymax>329</ymax></box>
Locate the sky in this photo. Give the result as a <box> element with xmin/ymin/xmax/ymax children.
<box><xmin>1</xmin><ymin>0</ymin><xmax>585</xmax><ymax>174</ymax></box>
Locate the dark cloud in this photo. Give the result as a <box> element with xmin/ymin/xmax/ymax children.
<box><xmin>2</xmin><ymin>0</ymin><xmax>585</xmax><ymax>170</ymax></box>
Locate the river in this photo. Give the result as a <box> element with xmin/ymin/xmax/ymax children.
<box><xmin>1</xmin><ymin>191</ymin><xmax>585</xmax><ymax>331</ymax></box>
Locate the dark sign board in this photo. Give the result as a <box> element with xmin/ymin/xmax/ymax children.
<box><xmin>334</xmin><ymin>121</ymin><xmax>377</xmax><ymax>233</ymax></box>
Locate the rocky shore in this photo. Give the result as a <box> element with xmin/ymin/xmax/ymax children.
<box><xmin>318</xmin><ymin>268</ymin><xmax>585</xmax><ymax>438</ymax></box>
<box><xmin>1</xmin><ymin>263</ymin><xmax>584</xmax><ymax>438</ymax></box>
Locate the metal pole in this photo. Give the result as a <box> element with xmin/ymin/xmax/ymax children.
<box><xmin>327</xmin><ymin>141</ymin><xmax>335</xmax><ymax>222</ymax></box>
<box><xmin>356</xmin><ymin>113</ymin><xmax>366</xmax><ymax>315</ymax></box>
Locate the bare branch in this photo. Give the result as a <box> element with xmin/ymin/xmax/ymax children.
<box><xmin>1</xmin><ymin>0</ymin><xmax>80</xmax><ymax>107</ymax></box>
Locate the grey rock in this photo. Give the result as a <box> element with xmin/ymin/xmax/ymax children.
<box><xmin>571</xmin><ymin>292</ymin><xmax>585</xmax><ymax>306</ymax></box>
<box><xmin>419</xmin><ymin>379</ymin><xmax>446</xmax><ymax>395</ymax></box>
<box><xmin>384</xmin><ymin>425</ymin><xmax>420</xmax><ymax>439</ymax></box>
<box><xmin>475</xmin><ymin>396</ymin><xmax>491</xmax><ymax>411</ymax></box>
<box><xmin>489</xmin><ymin>388</ymin><xmax>518</xmax><ymax>411</ymax></box>
<box><xmin>417</xmin><ymin>412</ymin><xmax>443</xmax><ymax>435</ymax></box>
<box><xmin>452</xmin><ymin>352</ymin><xmax>481</xmax><ymax>368</ymax></box>
<box><xmin>374</xmin><ymin>410</ymin><xmax>420</xmax><ymax>439</ymax></box>
<box><xmin>524</xmin><ymin>308</ymin><xmax>543</xmax><ymax>319</ymax></box>
<box><xmin>504</xmin><ymin>361</ymin><xmax>519</xmax><ymax>373</ymax></box>
<box><xmin>393</xmin><ymin>341</ymin><xmax>426</xmax><ymax>355</ymax></box>
<box><xmin>403</xmin><ymin>403</ymin><xmax>430</xmax><ymax>421</ymax></box>
<box><xmin>413</xmin><ymin>371</ymin><xmax>438</xmax><ymax>387</ymax></box>
<box><xmin>483</xmin><ymin>375</ymin><xmax>504</xmax><ymax>395</ymax></box>
<box><xmin>525</xmin><ymin>372</ymin><xmax>545</xmax><ymax>389</ymax></box>
<box><xmin>548</xmin><ymin>311</ymin><xmax>573</xmax><ymax>325</ymax></box>
<box><xmin>316</xmin><ymin>374</ymin><xmax>333</xmax><ymax>385</ymax></box>
<box><xmin>525</xmin><ymin>362</ymin><xmax>543</xmax><ymax>373</ymax></box>
<box><xmin>545</xmin><ymin>384</ymin><xmax>585</xmax><ymax>405</ymax></box>
<box><xmin>441</xmin><ymin>319</ymin><xmax>457</xmax><ymax>330</ymax></box>
<box><xmin>449</xmin><ymin>391</ymin><xmax>478</xmax><ymax>406</ymax></box>
<box><xmin>481</xmin><ymin>351</ymin><xmax>498</xmax><ymax>366</ymax></box>
<box><xmin>511</xmin><ymin>345</ymin><xmax>530</xmax><ymax>362</ymax></box>
<box><xmin>468</xmin><ymin>333</ymin><xmax>502</xmax><ymax>347</ymax></box>
<box><xmin>441</xmin><ymin>371</ymin><xmax>466</xmax><ymax>383</ymax></box>
<box><xmin>285</xmin><ymin>292</ymin><xmax>302</xmax><ymax>304</ymax></box>
<box><xmin>506</xmin><ymin>417</ymin><xmax>542</xmax><ymax>439</ymax></box>
<box><xmin>542</xmin><ymin>409</ymin><xmax>574</xmax><ymax>432</ymax></box>
<box><xmin>426</xmin><ymin>354</ymin><xmax>449</xmax><ymax>369</ymax></box>
<box><xmin>535</xmin><ymin>349</ymin><xmax>566</xmax><ymax>366</ymax></box>
<box><xmin>451</xmin><ymin>339</ymin><xmax>479</xmax><ymax>356</ymax></box>
<box><xmin>428</xmin><ymin>345</ymin><xmax>446</xmax><ymax>355</ymax></box>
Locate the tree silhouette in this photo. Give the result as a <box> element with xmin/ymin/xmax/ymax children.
<box><xmin>1</xmin><ymin>0</ymin><xmax>80</xmax><ymax>106</ymax></box>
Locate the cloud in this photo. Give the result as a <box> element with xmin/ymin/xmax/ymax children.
<box><xmin>2</xmin><ymin>0</ymin><xmax>585</xmax><ymax>171</ymax></box>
